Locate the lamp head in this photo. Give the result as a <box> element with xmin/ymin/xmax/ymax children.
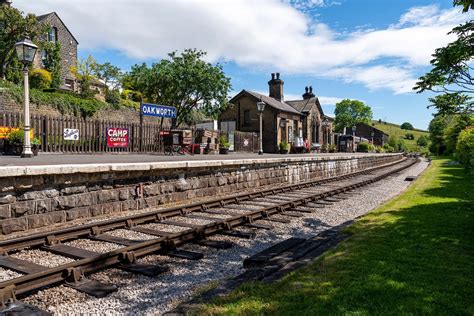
<box><xmin>15</xmin><ymin>37</ymin><xmax>38</xmax><ymax>64</ymax></box>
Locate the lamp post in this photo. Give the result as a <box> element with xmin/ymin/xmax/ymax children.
<box><xmin>352</xmin><ymin>125</ymin><xmax>356</xmax><ymax>153</ymax></box>
<box><xmin>371</xmin><ymin>131</ymin><xmax>375</xmax><ymax>145</ymax></box>
<box><xmin>322</xmin><ymin>118</ymin><xmax>329</xmax><ymax>147</ymax></box>
<box><xmin>256</xmin><ymin>101</ymin><xmax>266</xmax><ymax>155</ymax></box>
<box><xmin>15</xmin><ymin>37</ymin><xmax>38</xmax><ymax>158</ymax></box>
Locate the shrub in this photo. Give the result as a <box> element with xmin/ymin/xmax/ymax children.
<box><xmin>404</xmin><ymin>133</ymin><xmax>415</xmax><ymax>140</ymax></box>
<box><xmin>455</xmin><ymin>127</ymin><xmax>474</xmax><ymax>169</ymax></box>
<box><xmin>121</xmin><ymin>89</ymin><xmax>143</xmax><ymax>102</ymax></box>
<box><xmin>328</xmin><ymin>144</ymin><xmax>337</xmax><ymax>153</ymax></box>
<box><xmin>375</xmin><ymin>146</ymin><xmax>385</xmax><ymax>153</ymax></box>
<box><xmin>7</xmin><ymin>128</ymin><xmax>23</xmax><ymax>145</ymax></box>
<box><xmin>417</xmin><ymin>135</ymin><xmax>429</xmax><ymax>147</ymax></box>
<box><xmin>368</xmin><ymin>144</ymin><xmax>376</xmax><ymax>152</ymax></box>
<box><xmin>106</xmin><ymin>89</ymin><xmax>121</xmax><ymax>106</ymax></box>
<box><xmin>29</xmin><ymin>69</ymin><xmax>52</xmax><ymax>90</ymax></box>
<box><xmin>383</xmin><ymin>143</ymin><xmax>395</xmax><ymax>152</ymax></box>
<box><xmin>219</xmin><ymin>135</ymin><xmax>230</xmax><ymax>148</ymax></box>
<box><xmin>279</xmin><ymin>141</ymin><xmax>289</xmax><ymax>151</ymax></box>
<box><xmin>357</xmin><ymin>142</ymin><xmax>370</xmax><ymax>152</ymax></box>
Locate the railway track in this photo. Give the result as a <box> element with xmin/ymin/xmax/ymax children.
<box><xmin>0</xmin><ymin>157</ymin><xmax>418</xmax><ymax>314</ymax></box>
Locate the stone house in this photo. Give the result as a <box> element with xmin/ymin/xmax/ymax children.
<box><xmin>219</xmin><ymin>73</ymin><xmax>332</xmax><ymax>153</ymax></box>
<box><xmin>33</xmin><ymin>12</ymin><xmax>79</xmax><ymax>91</ymax></box>
<box><xmin>353</xmin><ymin>123</ymin><xmax>389</xmax><ymax>146</ymax></box>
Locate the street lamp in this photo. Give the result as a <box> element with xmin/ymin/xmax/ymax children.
<box><xmin>15</xmin><ymin>37</ymin><xmax>38</xmax><ymax>158</ymax></box>
<box><xmin>256</xmin><ymin>101</ymin><xmax>266</xmax><ymax>155</ymax></box>
<box><xmin>352</xmin><ymin>125</ymin><xmax>356</xmax><ymax>153</ymax></box>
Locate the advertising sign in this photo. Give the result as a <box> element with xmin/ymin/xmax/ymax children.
<box><xmin>106</xmin><ymin>127</ymin><xmax>129</xmax><ymax>148</ymax></box>
<box><xmin>63</xmin><ymin>128</ymin><xmax>79</xmax><ymax>141</ymax></box>
<box><xmin>141</xmin><ymin>103</ymin><xmax>177</xmax><ymax>118</ymax></box>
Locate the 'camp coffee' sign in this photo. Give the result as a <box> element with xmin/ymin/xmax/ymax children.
<box><xmin>63</xmin><ymin>128</ymin><xmax>79</xmax><ymax>141</ymax></box>
<box><xmin>106</xmin><ymin>127</ymin><xmax>129</xmax><ymax>148</ymax></box>
<box><xmin>141</xmin><ymin>103</ymin><xmax>177</xmax><ymax>118</ymax></box>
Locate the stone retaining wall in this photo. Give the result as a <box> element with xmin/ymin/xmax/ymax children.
<box><xmin>0</xmin><ymin>154</ymin><xmax>403</xmax><ymax>235</ymax></box>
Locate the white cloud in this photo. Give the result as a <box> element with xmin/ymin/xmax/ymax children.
<box><xmin>13</xmin><ymin>0</ymin><xmax>472</xmax><ymax>94</ymax></box>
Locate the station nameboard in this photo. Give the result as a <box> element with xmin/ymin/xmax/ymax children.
<box><xmin>106</xmin><ymin>127</ymin><xmax>129</xmax><ymax>148</ymax></box>
<box><xmin>141</xmin><ymin>103</ymin><xmax>177</xmax><ymax>118</ymax></box>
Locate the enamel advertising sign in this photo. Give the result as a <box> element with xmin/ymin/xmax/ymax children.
<box><xmin>106</xmin><ymin>127</ymin><xmax>129</xmax><ymax>148</ymax></box>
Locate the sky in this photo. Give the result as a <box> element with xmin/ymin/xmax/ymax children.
<box><xmin>13</xmin><ymin>0</ymin><xmax>473</xmax><ymax>129</ymax></box>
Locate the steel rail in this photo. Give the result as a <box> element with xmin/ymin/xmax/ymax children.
<box><xmin>0</xmin><ymin>157</ymin><xmax>417</xmax><ymax>303</ymax></box>
<box><xmin>0</xmin><ymin>156</ymin><xmax>407</xmax><ymax>254</ymax></box>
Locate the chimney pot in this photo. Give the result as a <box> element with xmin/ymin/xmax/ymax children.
<box><xmin>305</xmin><ymin>86</ymin><xmax>308</xmax><ymax>93</ymax></box>
<box><xmin>309</xmin><ymin>86</ymin><xmax>313</xmax><ymax>93</ymax></box>
<box><xmin>271</xmin><ymin>73</ymin><xmax>275</xmax><ymax>80</ymax></box>
<box><xmin>276</xmin><ymin>72</ymin><xmax>280</xmax><ymax>79</ymax></box>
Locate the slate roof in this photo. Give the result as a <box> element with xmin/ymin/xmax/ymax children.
<box><xmin>286</xmin><ymin>96</ymin><xmax>325</xmax><ymax>117</ymax></box>
<box><xmin>230</xmin><ymin>90</ymin><xmax>301</xmax><ymax>115</ymax></box>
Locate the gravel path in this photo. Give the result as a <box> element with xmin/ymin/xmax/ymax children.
<box><xmin>6</xmin><ymin>159</ymin><xmax>429</xmax><ymax>315</ymax></box>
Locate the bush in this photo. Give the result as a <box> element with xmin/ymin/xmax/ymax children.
<box><xmin>219</xmin><ymin>135</ymin><xmax>230</xmax><ymax>148</ymax></box>
<box><xmin>455</xmin><ymin>127</ymin><xmax>474</xmax><ymax>169</ymax></box>
<box><xmin>375</xmin><ymin>146</ymin><xmax>385</xmax><ymax>153</ymax></box>
<box><xmin>7</xmin><ymin>128</ymin><xmax>23</xmax><ymax>145</ymax></box>
<box><xmin>383</xmin><ymin>143</ymin><xmax>395</xmax><ymax>153</ymax></box>
<box><xmin>357</xmin><ymin>142</ymin><xmax>370</xmax><ymax>152</ymax></box>
<box><xmin>279</xmin><ymin>141</ymin><xmax>289</xmax><ymax>151</ymax></box>
<box><xmin>368</xmin><ymin>144</ymin><xmax>376</xmax><ymax>152</ymax></box>
<box><xmin>121</xmin><ymin>89</ymin><xmax>143</xmax><ymax>102</ymax></box>
<box><xmin>29</xmin><ymin>69</ymin><xmax>52</xmax><ymax>90</ymax></box>
<box><xmin>417</xmin><ymin>135</ymin><xmax>429</xmax><ymax>147</ymax></box>
<box><xmin>404</xmin><ymin>133</ymin><xmax>415</xmax><ymax>140</ymax></box>
<box><xmin>328</xmin><ymin>144</ymin><xmax>337</xmax><ymax>153</ymax></box>
<box><xmin>400</xmin><ymin>122</ymin><xmax>414</xmax><ymax>130</ymax></box>
<box><xmin>106</xmin><ymin>89</ymin><xmax>121</xmax><ymax>106</ymax></box>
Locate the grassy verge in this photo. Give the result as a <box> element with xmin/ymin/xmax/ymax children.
<box><xmin>201</xmin><ymin>159</ymin><xmax>474</xmax><ymax>315</ymax></box>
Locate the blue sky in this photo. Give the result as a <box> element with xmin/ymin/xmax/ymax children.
<box><xmin>15</xmin><ymin>0</ymin><xmax>473</xmax><ymax>129</ymax></box>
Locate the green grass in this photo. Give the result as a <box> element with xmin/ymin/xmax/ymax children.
<box><xmin>372</xmin><ymin>121</ymin><xmax>429</xmax><ymax>151</ymax></box>
<box><xmin>200</xmin><ymin>159</ymin><xmax>474</xmax><ymax>315</ymax></box>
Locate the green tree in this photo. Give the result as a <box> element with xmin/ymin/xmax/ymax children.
<box><xmin>0</xmin><ymin>5</ymin><xmax>46</xmax><ymax>80</ymax></box>
<box><xmin>70</xmin><ymin>55</ymin><xmax>97</xmax><ymax>98</ymax></box>
<box><xmin>42</xmin><ymin>41</ymin><xmax>62</xmax><ymax>89</ymax></box>
<box><xmin>334</xmin><ymin>99</ymin><xmax>373</xmax><ymax>133</ymax></box>
<box><xmin>400</xmin><ymin>122</ymin><xmax>414</xmax><ymax>130</ymax></box>
<box><xmin>413</xmin><ymin>1</ymin><xmax>473</xmax><ymax>114</ymax></box>
<box><xmin>125</xmin><ymin>49</ymin><xmax>231</xmax><ymax>127</ymax></box>
<box><xmin>455</xmin><ymin>127</ymin><xmax>474</xmax><ymax>168</ymax></box>
<box><xmin>444</xmin><ymin>114</ymin><xmax>473</xmax><ymax>154</ymax></box>
<box><xmin>429</xmin><ymin>115</ymin><xmax>449</xmax><ymax>155</ymax></box>
<box><xmin>93</xmin><ymin>62</ymin><xmax>122</xmax><ymax>90</ymax></box>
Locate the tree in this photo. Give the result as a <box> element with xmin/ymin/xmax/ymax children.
<box><xmin>413</xmin><ymin>1</ymin><xmax>474</xmax><ymax>115</ymax></box>
<box><xmin>93</xmin><ymin>62</ymin><xmax>122</xmax><ymax>90</ymax></box>
<box><xmin>42</xmin><ymin>41</ymin><xmax>62</xmax><ymax>89</ymax></box>
<box><xmin>125</xmin><ymin>49</ymin><xmax>231</xmax><ymax>127</ymax></box>
<box><xmin>334</xmin><ymin>99</ymin><xmax>373</xmax><ymax>133</ymax></box>
<box><xmin>70</xmin><ymin>55</ymin><xmax>97</xmax><ymax>98</ymax></box>
<box><xmin>443</xmin><ymin>114</ymin><xmax>473</xmax><ymax>154</ymax></box>
<box><xmin>429</xmin><ymin>115</ymin><xmax>449</xmax><ymax>155</ymax></box>
<box><xmin>0</xmin><ymin>5</ymin><xmax>46</xmax><ymax>80</ymax></box>
<box><xmin>400</xmin><ymin>122</ymin><xmax>414</xmax><ymax>130</ymax></box>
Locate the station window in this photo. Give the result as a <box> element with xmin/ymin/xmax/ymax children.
<box><xmin>48</xmin><ymin>27</ymin><xmax>57</xmax><ymax>43</ymax></box>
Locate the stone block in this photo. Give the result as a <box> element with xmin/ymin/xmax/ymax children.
<box><xmin>76</xmin><ymin>193</ymin><xmax>96</xmax><ymax>207</ymax></box>
<box><xmin>53</xmin><ymin>196</ymin><xmax>76</xmax><ymax>210</ymax></box>
<box><xmin>175</xmin><ymin>179</ymin><xmax>190</xmax><ymax>192</ymax></box>
<box><xmin>217</xmin><ymin>176</ymin><xmax>227</xmax><ymax>186</ymax></box>
<box><xmin>0</xmin><ymin>205</ymin><xmax>11</xmax><ymax>220</ymax></box>
<box><xmin>0</xmin><ymin>194</ymin><xmax>16</xmax><ymax>205</ymax></box>
<box><xmin>208</xmin><ymin>176</ymin><xmax>217</xmax><ymax>187</ymax></box>
<box><xmin>97</xmin><ymin>190</ymin><xmax>120</xmax><ymax>203</ymax></box>
<box><xmin>102</xmin><ymin>201</ymin><xmax>122</xmax><ymax>215</ymax></box>
<box><xmin>144</xmin><ymin>184</ymin><xmax>161</xmax><ymax>196</ymax></box>
<box><xmin>1</xmin><ymin>217</ymin><xmax>28</xmax><ymax>234</ymax></box>
<box><xmin>27</xmin><ymin>211</ymin><xmax>65</xmax><ymax>229</ymax></box>
<box><xmin>14</xmin><ymin>177</ymin><xmax>32</xmax><ymax>190</ymax></box>
<box><xmin>121</xmin><ymin>200</ymin><xmax>137</xmax><ymax>211</ymax></box>
<box><xmin>36</xmin><ymin>199</ymin><xmax>52</xmax><ymax>213</ymax></box>
<box><xmin>0</xmin><ymin>178</ymin><xmax>14</xmax><ymax>193</ymax></box>
<box><xmin>170</xmin><ymin>191</ymin><xmax>187</xmax><ymax>202</ymax></box>
<box><xmin>12</xmin><ymin>200</ymin><xmax>35</xmax><ymax>217</ymax></box>
<box><xmin>119</xmin><ymin>188</ymin><xmax>130</xmax><ymax>201</ymax></box>
<box><xmin>160</xmin><ymin>183</ymin><xmax>174</xmax><ymax>194</ymax></box>
<box><xmin>61</xmin><ymin>186</ymin><xmax>87</xmax><ymax>195</ymax></box>
<box><xmin>65</xmin><ymin>207</ymin><xmax>90</xmax><ymax>221</ymax></box>
<box><xmin>90</xmin><ymin>205</ymin><xmax>103</xmax><ymax>217</ymax></box>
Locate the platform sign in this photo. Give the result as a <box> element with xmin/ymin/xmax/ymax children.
<box><xmin>63</xmin><ymin>128</ymin><xmax>79</xmax><ymax>141</ymax></box>
<box><xmin>141</xmin><ymin>103</ymin><xmax>177</xmax><ymax>118</ymax></box>
<box><xmin>106</xmin><ymin>127</ymin><xmax>129</xmax><ymax>148</ymax></box>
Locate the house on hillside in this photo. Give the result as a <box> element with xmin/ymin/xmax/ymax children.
<box><xmin>33</xmin><ymin>12</ymin><xmax>79</xmax><ymax>91</ymax></box>
<box><xmin>219</xmin><ymin>73</ymin><xmax>333</xmax><ymax>153</ymax></box>
<box><xmin>348</xmin><ymin>123</ymin><xmax>389</xmax><ymax>147</ymax></box>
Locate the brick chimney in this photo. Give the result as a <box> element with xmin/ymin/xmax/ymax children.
<box><xmin>0</xmin><ymin>0</ymin><xmax>12</xmax><ymax>7</ymax></box>
<box><xmin>268</xmin><ymin>72</ymin><xmax>284</xmax><ymax>101</ymax></box>
<box><xmin>302</xmin><ymin>85</ymin><xmax>315</xmax><ymax>100</ymax></box>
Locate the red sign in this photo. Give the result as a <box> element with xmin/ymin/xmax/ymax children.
<box><xmin>106</xmin><ymin>127</ymin><xmax>129</xmax><ymax>148</ymax></box>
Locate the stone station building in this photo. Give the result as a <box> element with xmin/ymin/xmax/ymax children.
<box><xmin>219</xmin><ymin>73</ymin><xmax>333</xmax><ymax>153</ymax></box>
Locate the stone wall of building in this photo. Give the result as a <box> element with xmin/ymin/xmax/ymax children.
<box><xmin>0</xmin><ymin>154</ymin><xmax>403</xmax><ymax>235</ymax></box>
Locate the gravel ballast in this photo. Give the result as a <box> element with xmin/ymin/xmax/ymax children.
<box><xmin>2</xmin><ymin>159</ymin><xmax>429</xmax><ymax>315</ymax></box>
